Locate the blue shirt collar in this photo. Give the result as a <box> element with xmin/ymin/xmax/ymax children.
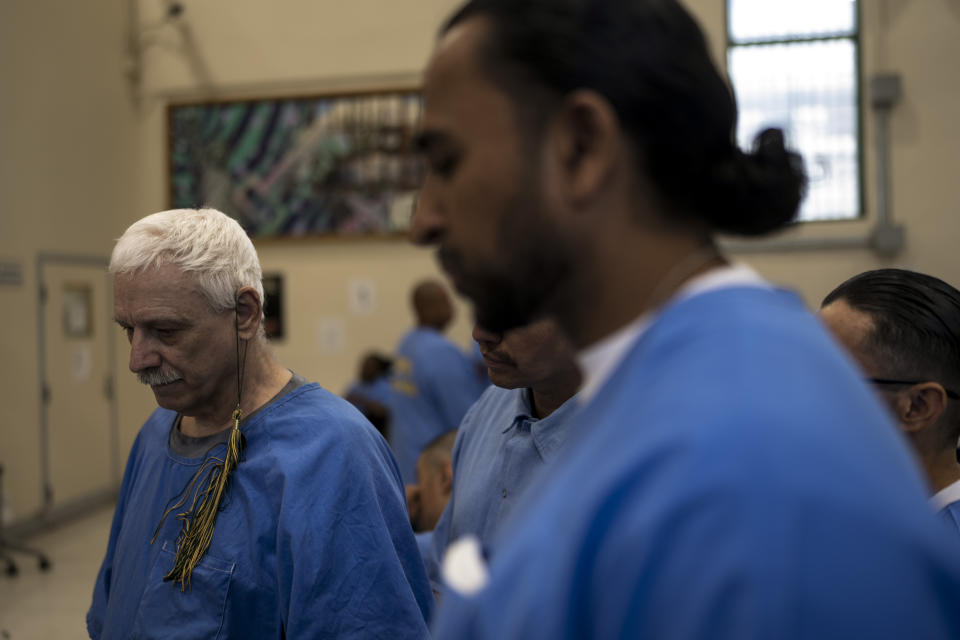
<box><xmin>501</xmin><ymin>387</ymin><xmax>580</xmax><ymax>462</ymax></box>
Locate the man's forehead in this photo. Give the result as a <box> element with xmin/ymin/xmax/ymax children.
<box><xmin>428</xmin><ymin>16</ymin><xmax>490</xmax><ymax>85</ymax></box>
<box><xmin>114</xmin><ymin>261</ymin><xmax>192</xmax><ymax>286</ymax></box>
<box><xmin>820</xmin><ymin>299</ymin><xmax>875</xmax><ymax>339</ymax></box>
<box><xmin>114</xmin><ymin>306</ymin><xmax>192</xmax><ymax>325</ymax></box>
<box><xmin>418</xmin><ymin>16</ymin><xmax>527</xmax><ymax>159</ymax></box>
<box><xmin>113</xmin><ymin>264</ymin><xmax>209</xmax><ymax>318</ymax></box>
<box><xmin>820</xmin><ymin>299</ymin><xmax>881</xmax><ymax>371</ymax></box>
<box><xmin>421</xmin><ymin>17</ymin><xmax>498</xmax><ymax>117</ymax></box>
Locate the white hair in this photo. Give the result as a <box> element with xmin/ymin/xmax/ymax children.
<box><xmin>109</xmin><ymin>208</ymin><xmax>265</xmax><ymax>318</ymax></box>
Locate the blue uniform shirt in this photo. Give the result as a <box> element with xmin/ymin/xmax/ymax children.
<box><xmin>390</xmin><ymin>327</ymin><xmax>487</xmax><ymax>482</ymax></box>
<box><xmin>428</xmin><ymin>386</ymin><xmax>579</xmax><ymax>592</ymax></box>
<box><xmin>88</xmin><ymin>383</ymin><xmax>432</xmax><ymax>639</ymax></box>
<box><xmin>938</xmin><ymin>501</ymin><xmax>960</xmax><ymax>537</ymax></box>
<box><xmin>433</xmin><ymin>287</ymin><xmax>960</xmax><ymax>639</ymax></box>
<box><xmin>344</xmin><ymin>377</ymin><xmax>394</xmax><ymax>407</ymax></box>
<box><xmin>416</xmin><ymin>531</ymin><xmax>434</xmax><ymax>567</ymax></box>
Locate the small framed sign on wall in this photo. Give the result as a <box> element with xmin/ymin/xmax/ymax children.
<box><xmin>262</xmin><ymin>273</ymin><xmax>285</xmax><ymax>340</ymax></box>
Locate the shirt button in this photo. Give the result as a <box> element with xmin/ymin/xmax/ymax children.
<box><xmin>501</xmin><ymin>489</ymin><xmax>508</xmax><ymax>498</ymax></box>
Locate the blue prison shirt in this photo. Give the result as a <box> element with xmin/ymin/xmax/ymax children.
<box><xmin>415</xmin><ymin>531</ymin><xmax>434</xmax><ymax>568</ymax></box>
<box><xmin>88</xmin><ymin>382</ymin><xmax>431</xmax><ymax>639</ymax></box>
<box><xmin>939</xmin><ymin>501</ymin><xmax>960</xmax><ymax>538</ymax></box>
<box><xmin>427</xmin><ymin>386</ymin><xmax>579</xmax><ymax>593</ymax></box>
<box><xmin>432</xmin><ymin>286</ymin><xmax>960</xmax><ymax>639</ymax></box>
<box><xmin>389</xmin><ymin>327</ymin><xmax>487</xmax><ymax>482</ymax></box>
<box><xmin>344</xmin><ymin>377</ymin><xmax>394</xmax><ymax>408</ymax></box>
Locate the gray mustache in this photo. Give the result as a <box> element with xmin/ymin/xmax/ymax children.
<box><xmin>137</xmin><ymin>368</ymin><xmax>184</xmax><ymax>386</ymax></box>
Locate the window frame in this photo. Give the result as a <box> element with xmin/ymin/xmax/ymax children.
<box><xmin>724</xmin><ymin>0</ymin><xmax>865</xmax><ymax>223</ymax></box>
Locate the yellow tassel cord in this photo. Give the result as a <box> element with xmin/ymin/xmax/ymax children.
<box><xmin>151</xmin><ymin>408</ymin><xmax>246</xmax><ymax>591</ymax></box>
<box><xmin>152</xmin><ymin>303</ymin><xmax>250</xmax><ymax>591</ymax></box>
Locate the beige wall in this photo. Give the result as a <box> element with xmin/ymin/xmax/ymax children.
<box><xmin>2</xmin><ymin>0</ymin><xmax>958</xmax><ymax>524</ymax></box>
<box><xmin>0</xmin><ymin>1</ymin><xmax>142</xmax><ymax>522</ymax></box>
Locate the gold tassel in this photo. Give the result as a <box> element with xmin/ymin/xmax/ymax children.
<box><xmin>151</xmin><ymin>408</ymin><xmax>246</xmax><ymax>591</ymax></box>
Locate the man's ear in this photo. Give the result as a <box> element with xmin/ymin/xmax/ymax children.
<box><xmin>545</xmin><ymin>89</ymin><xmax>622</xmax><ymax>208</ymax></box>
<box><xmin>440</xmin><ymin>460</ymin><xmax>454</xmax><ymax>496</ymax></box>
<box><xmin>235</xmin><ymin>286</ymin><xmax>263</xmax><ymax>340</ymax></box>
<box><xmin>898</xmin><ymin>383</ymin><xmax>949</xmax><ymax>433</ymax></box>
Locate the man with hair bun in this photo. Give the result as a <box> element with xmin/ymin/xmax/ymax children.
<box><xmin>821</xmin><ymin>268</ymin><xmax>960</xmax><ymax>536</ymax></box>
<box><xmin>88</xmin><ymin>208</ymin><xmax>431</xmax><ymax>639</ymax></box>
<box><xmin>410</xmin><ymin>0</ymin><xmax>960</xmax><ymax>637</ymax></box>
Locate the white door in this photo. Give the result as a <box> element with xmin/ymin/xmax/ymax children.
<box><xmin>40</xmin><ymin>258</ymin><xmax>116</xmax><ymax>509</ymax></box>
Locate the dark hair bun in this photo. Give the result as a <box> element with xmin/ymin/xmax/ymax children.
<box><xmin>706</xmin><ymin>128</ymin><xmax>808</xmax><ymax>236</ymax></box>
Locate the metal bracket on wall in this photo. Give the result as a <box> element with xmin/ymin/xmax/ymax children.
<box><xmin>125</xmin><ymin>0</ymin><xmax>214</xmax><ymax>108</ymax></box>
<box><xmin>721</xmin><ymin>72</ymin><xmax>905</xmax><ymax>257</ymax></box>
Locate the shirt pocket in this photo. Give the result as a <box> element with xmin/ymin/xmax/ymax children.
<box><xmin>130</xmin><ymin>540</ymin><xmax>235</xmax><ymax>640</ymax></box>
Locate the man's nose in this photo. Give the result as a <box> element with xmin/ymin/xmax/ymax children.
<box><xmin>472</xmin><ymin>323</ymin><xmax>502</xmax><ymax>347</ymax></box>
<box><xmin>128</xmin><ymin>330</ymin><xmax>161</xmax><ymax>373</ymax></box>
<box><xmin>409</xmin><ymin>184</ymin><xmax>444</xmax><ymax>245</ymax></box>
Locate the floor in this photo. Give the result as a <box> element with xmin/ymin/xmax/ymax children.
<box><xmin>0</xmin><ymin>505</ymin><xmax>113</xmax><ymax>640</ymax></box>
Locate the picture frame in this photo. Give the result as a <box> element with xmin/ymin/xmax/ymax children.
<box><xmin>262</xmin><ymin>273</ymin><xmax>285</xmax><ymax>341</ymax></box>
<box><xmin>168</xmin><ymin>88</ymin><xmax>423</xmax><ymax>238</ymax></box>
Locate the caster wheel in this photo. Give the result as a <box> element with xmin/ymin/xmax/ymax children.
<box><xmin>4</xmin><ymin>562</ymin><xmax>17</xmax><ymax>577</ymax></box>
<box><xmin>38</xmin><ymin>557</ymin><xmax>52</xmax><ymax>571</ymax></box>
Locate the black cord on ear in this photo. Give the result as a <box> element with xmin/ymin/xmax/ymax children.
<box><xmin>235</xmin><ymin>301</ymin><xmax>248</xmax><ymax>411</ymax></box>
<box><xmin>234</xmin><ymin>300</ymin><xmax>248</xmax><ymax>452</ymax></box>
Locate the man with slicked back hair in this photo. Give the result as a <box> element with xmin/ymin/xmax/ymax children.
<box><xmin>821</xmin><ymin>268</ymin><xmax>960</xmax><ymax>537</ymax></box>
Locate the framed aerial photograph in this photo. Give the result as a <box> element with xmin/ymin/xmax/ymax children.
<box><xmin>168</xmin><ymin>89</ymin><xmax>423</xmax><ymax>238</ymax></box>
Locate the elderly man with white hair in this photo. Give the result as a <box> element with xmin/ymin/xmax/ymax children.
<box><xmin>87</xmin><ymin>208</ymin><xmax>431</xmax><ymax>639</ymax></box>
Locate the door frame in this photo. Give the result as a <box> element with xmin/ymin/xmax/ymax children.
<box><xmin>35</xmin><ymin>252</ymin><xmax>119</xmax><ymax>512</ymax></box>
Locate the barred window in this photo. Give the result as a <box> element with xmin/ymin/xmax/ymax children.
<box><xmin>727</xmin><ymin>0</ymin><xmax>861</xmax><ymax>221</ymax></box>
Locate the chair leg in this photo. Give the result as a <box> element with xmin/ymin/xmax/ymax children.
<box><xmin>1</xmin><ymin>550</ymin><xmax>18</xmax><ymax>577</ymax></box>
<box><xmin>0</xmin><ymin>538</ymin><xmax>52</xmax><ymax>574</ymax></box>
<box><xmin>0</xmin><ymin>466</ymin><xmax>53</xmax><ymax>574</ymax></box>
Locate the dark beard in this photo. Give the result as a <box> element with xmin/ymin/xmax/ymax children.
<box><xmin>438</xmin><ymin>194</ymin><xmax>575</xmax><ymax>334</ymax></box>
<box><xmin>471</xmin><ymin>245</ymin><xmax>572</xmax><ymax>333</ymax></box>
<box><xmin>472</xmin><ymin>270</ymin><xmax>544</xmax><ymax>333</ymax></box>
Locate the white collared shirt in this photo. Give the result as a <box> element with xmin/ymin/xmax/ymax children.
<box><xmin>577</xmin><ymin>263</ymin><xmax>769</xmax><ymax>405</ymax></box>
<box><xmin>931</xmin><ymin>477</ymin><xmax>960</xmax><ymax>510</ymax></box>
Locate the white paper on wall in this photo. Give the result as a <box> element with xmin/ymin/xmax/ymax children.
<box><xmin>348</xmin><ymin>278</ymin><xmax>376</xmax><ymax>315</ymax></box>
<box><xmin>317</xmin><ymin>317</ymin><xmax>346</xmax><ymax>354</ymax></box>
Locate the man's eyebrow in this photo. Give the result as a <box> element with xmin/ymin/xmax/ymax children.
<box><xmin>114</xmin><ymin>315</ymin><xmax>190</xmax><ymax>327</ymax></box>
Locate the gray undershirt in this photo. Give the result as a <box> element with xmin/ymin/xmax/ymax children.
<box><xmin>169</xmin><ymin>373</ymin><xmax>308</xmax><ymax>458</ymax></box>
